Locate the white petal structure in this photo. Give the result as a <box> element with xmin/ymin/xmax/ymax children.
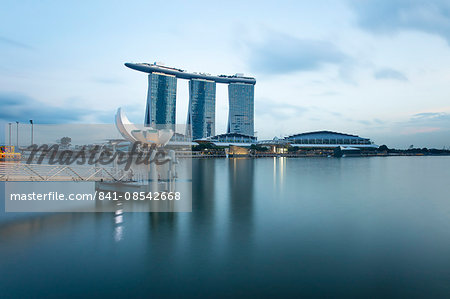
<box><xmin>115</xmin><ymin>108</ymin><xmax>173</xmax><ymax>146</ymax></box>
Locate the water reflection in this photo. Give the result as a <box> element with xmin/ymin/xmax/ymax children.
<box><xmin>192</xmin><ymin>158</ymin><xmax>216</xmax><ymax>219</ymax></box>
<box><xmin>228</xmin><ymin>158</ymin><xmax>255</xmax><ymax>241</ymax></box>
<box><xmin>149</xmin><ymin>212</ymin><xmax>176</xmax><ymax>233</ymax></box>
<box><xmin>272</xmin><ymin>157</ymin><xmax>286</xmax><ymax>195</ymax></box>
<box><xmin>1</xmin><ymin>157</ymin><xmax>450</xmax><ymax>297</ymax></box>
<box><xmin>114</xmin><ymin>202</ymin><xmax>124</xmax><ymax>242</ymax></box>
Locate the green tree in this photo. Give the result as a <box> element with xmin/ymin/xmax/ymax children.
<box><xmin>59</xmin><ymin>137</ymin><xmax>72</xmax><ymax>146</ymax></box>
<box><xmin>378</xmin><ymin>145</ymin><xmax>389</xmax><ymax>152</ymax></box>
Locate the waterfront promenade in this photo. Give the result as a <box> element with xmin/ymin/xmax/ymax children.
<box><xmin>0</xmin><ymin>162</ymin><xmax>133</xmax><ymax>182</ymax></box>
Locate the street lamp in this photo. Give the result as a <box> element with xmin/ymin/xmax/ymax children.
<box><xmin>30</xmin><ymin>120</ymin><xmax>34</xmax><ymax>145</ymax></box>
<box><xmin>8</xmin><ymin>123</ymin><xmax>12</xmax><ymax>146</ymax></box>
<box><xmin>16</xmin><ymin>121</ymin><xmax>19</xmax><ymax>148</ymax></box>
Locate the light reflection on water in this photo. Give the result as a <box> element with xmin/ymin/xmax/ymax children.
<box><xmin>1</xmin><ymin>156</ymin><xmax>450</xmax><ymax>297</ymax></box>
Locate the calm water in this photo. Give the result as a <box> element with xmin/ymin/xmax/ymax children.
<box><xmin>1</xmin><ymin>157</ymin><xmax>450</xmax><ymax>298</ymax></box>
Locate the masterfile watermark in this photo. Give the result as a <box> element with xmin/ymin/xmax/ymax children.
<box><xmin>25</xmin><ymin>142</ymin><xmax>171</xmax><ymax>170</ymax></box>
<box><xmin>3</xmin><ymin>124</ymin><xmax>193</xmax><ymax>213</ymax></box>
<box><xmin>10</xmin><ymin>191</ymin><xmax>94</xmax><ymax>201</ymax></box>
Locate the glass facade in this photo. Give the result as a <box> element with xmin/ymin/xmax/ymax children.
<box><xmin>145</xmin><ymin>72</ymin><xmax>177</xmax><ymax>127</ymax></box>
<box><xmin>187</xmin><ymin>79</ymin><xmax>216</xmax><ymax>140</ymax></box>
<box><xmin>206</xmin><ymin>132</ymin><xmax>257</xmax><ymax>143</ymax></box>
<box><xmin>227</xmin><ymin>83</ymin><xmax>254</xmax><ymax>136</ymax></box>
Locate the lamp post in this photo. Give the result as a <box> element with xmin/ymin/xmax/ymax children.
<box><xmin>30</xmin><ymin>120</ymin><xmax>34</xmax><ymax>145</ymax></box>
<box><xmin>16</xmin><ymin>121</ymin><xmax>19</xmax><ymax>148</ymax></box>
<box><xmin>8</xmin><ymin>123</ymin><xmax>12</xmax><ymax>146</ymax></box>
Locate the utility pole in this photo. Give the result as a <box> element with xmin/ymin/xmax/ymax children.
<box><xmin>16</xmin><ymin>121</ymin><xmax>19</xmax><ymax>148</ymax></box>
<box><xmin>8</xmin><ymin>123</ymin><xmax>12</xmax><ymax>146</ymax></box>
<box><xmin>30</xmin><ymin>120</ymin><xmax>34</xmax><ymax>145</ymax></box>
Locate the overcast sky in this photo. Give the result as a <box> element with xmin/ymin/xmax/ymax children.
<box><xmin>1</xmin><ymin>0</ymin><xmax>450</xmax><ymax>148</ymax></box>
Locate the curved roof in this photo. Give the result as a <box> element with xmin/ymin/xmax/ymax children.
<box><xmin>285</xmin><ymin>131</ymin><xmax>369</xmax><ymax>140</ymax></box>
<box><xmin>125</xmin><ymin>63</ymin><xmax>256</xmax><ymax>85</ymax></box>
<box><xmin>207</xmin><ymin>132</ymin><xmax>256</xmax><ymax>139</ymax></box>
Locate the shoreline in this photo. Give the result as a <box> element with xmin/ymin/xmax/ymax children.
<box><xmin>188</xmin><ymin>152</ymin><xmax>450</xmax><ymax>158</ymax></box>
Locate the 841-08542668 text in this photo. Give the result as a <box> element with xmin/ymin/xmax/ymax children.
<box><xmin>9</xmin><ymin>191</ymin><xmax>182</xmax><ymax>201</ymax></box>
<box><xmin>96</xmin><ymin>191</ymin><xmax>181</xmax><ymax>201</ymax></box>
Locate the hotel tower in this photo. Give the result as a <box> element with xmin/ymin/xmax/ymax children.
<box><xmin>125</xmin><ymin>62</ymin><xmax>256</xmax><ymax>138</ymax></box>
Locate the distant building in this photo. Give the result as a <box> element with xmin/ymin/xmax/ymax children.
<box><xmin>187</xmin><ymin>79</ymin><xmax>216</xmax><ymax>139</ymax></box>
<box><xmin>145</xmin><ymin>72</ymin><xmax>177</xmax><ymax>128</ymax></box>
<box><xmin>227</xmin><ymin>83</ymin><xmax>255</xmax><ymax>136</ymax></box>
<box><xmin>285</xmin><ymin>131</ymin><xmax>377</xmax><ymax>148</ymax></box>
<box><xmin>196</xmin><ymin>132</ymin><xmax>256</xmax><ymax>147</ymax></box>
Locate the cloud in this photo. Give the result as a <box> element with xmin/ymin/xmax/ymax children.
<box><xmin>349</xmin><ymin>0</ymin><xmax>450</xmax><ymax>44</ymax></box>
<box><xmin>255</xmin><ymin>100</ymin><xmax>351</xmax><ymax>124</ymax></box>
<box><xmin>358</xmin><ymin>120</ymin><xmax>371</xmax><ymax>125</ymax></box>
<box><xmin>92</xmin><ymin>77</ymin><xmax>124</xmax><ymax>85</ymax></box>
<box><xmin>374</xmin><ymin>68</ymin><xmax>408</xmax><ymax>81</ymax></box>
<box><xmin>246</xmin><ymin>32</ymin><xmax>348</xmax><ymax>75</ymax></box>
<box><xmin>0</xmin><ymin>92</ymin><xmax>110</xmax><ymax>124</ymax></box>
<box><xmin>364</xmin><ymin>112</ymin><xmax>450</xmax><ymax>148</ymax></box>
<box><xmin>312</xmin><ymin>91</ymin><xmax>340</xmax><ymax>97</ymax></box>
<box><xmin>373</xmin><ymin>118</ymin><xmax>385</xmax><ymax>125</ymax></box>
<box><xmin>350</xmin><ymin>118</ymin><xmax>386</xmax><ymax>126</ymax></box>
<box><xmin>410</xmin><ymin>112</ymin><xmax>450</xmax><ymax>122</ymax></box>
<box><xmin>394</xmin><ymin>112</ymin><xmax>450</xmax><ymax>136</ymax></box>
<box><xmin>256</xmin><ymin>100</ymin><xmax>308</xmax><ymax>119</ymax></box>
<box><xmin>401</xmin><ymin>127</ymin><xmax>441</xmax><ymax>135</ymax></box>
<box><xmin>0</xmin><ymin>36</ymin><xmax>34</xmax><ymax>50</ymax></box>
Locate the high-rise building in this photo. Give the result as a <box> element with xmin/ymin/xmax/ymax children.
<box><xmin>126</xmin><ymin>62</ymin><xmax>256</xmax><ymax>137</ymax></box>
<box><xmin>145</xmin><ymin>72</ymin><xmax>177</xmax><ymax>127</ymax></box>
<box><xmin>187</xmin><ymin>79</ymin><xmax>216</xmax><ymax>139</ymax></box>
<box><xmin>227</xmin><ymin>83</ymin><xmax>254</xmax><ymax>136</ymax></box>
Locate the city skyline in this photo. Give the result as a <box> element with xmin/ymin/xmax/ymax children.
<box><xmin>1</xmin><ymin>1</ymin><xmax>450</xmax><ymax>148</ymax></box>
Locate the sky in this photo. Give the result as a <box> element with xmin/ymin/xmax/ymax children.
<box><xmin>1</xmin><ymin>0</ymin><xmax>450</xmax><ymax>148</ymax></box>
